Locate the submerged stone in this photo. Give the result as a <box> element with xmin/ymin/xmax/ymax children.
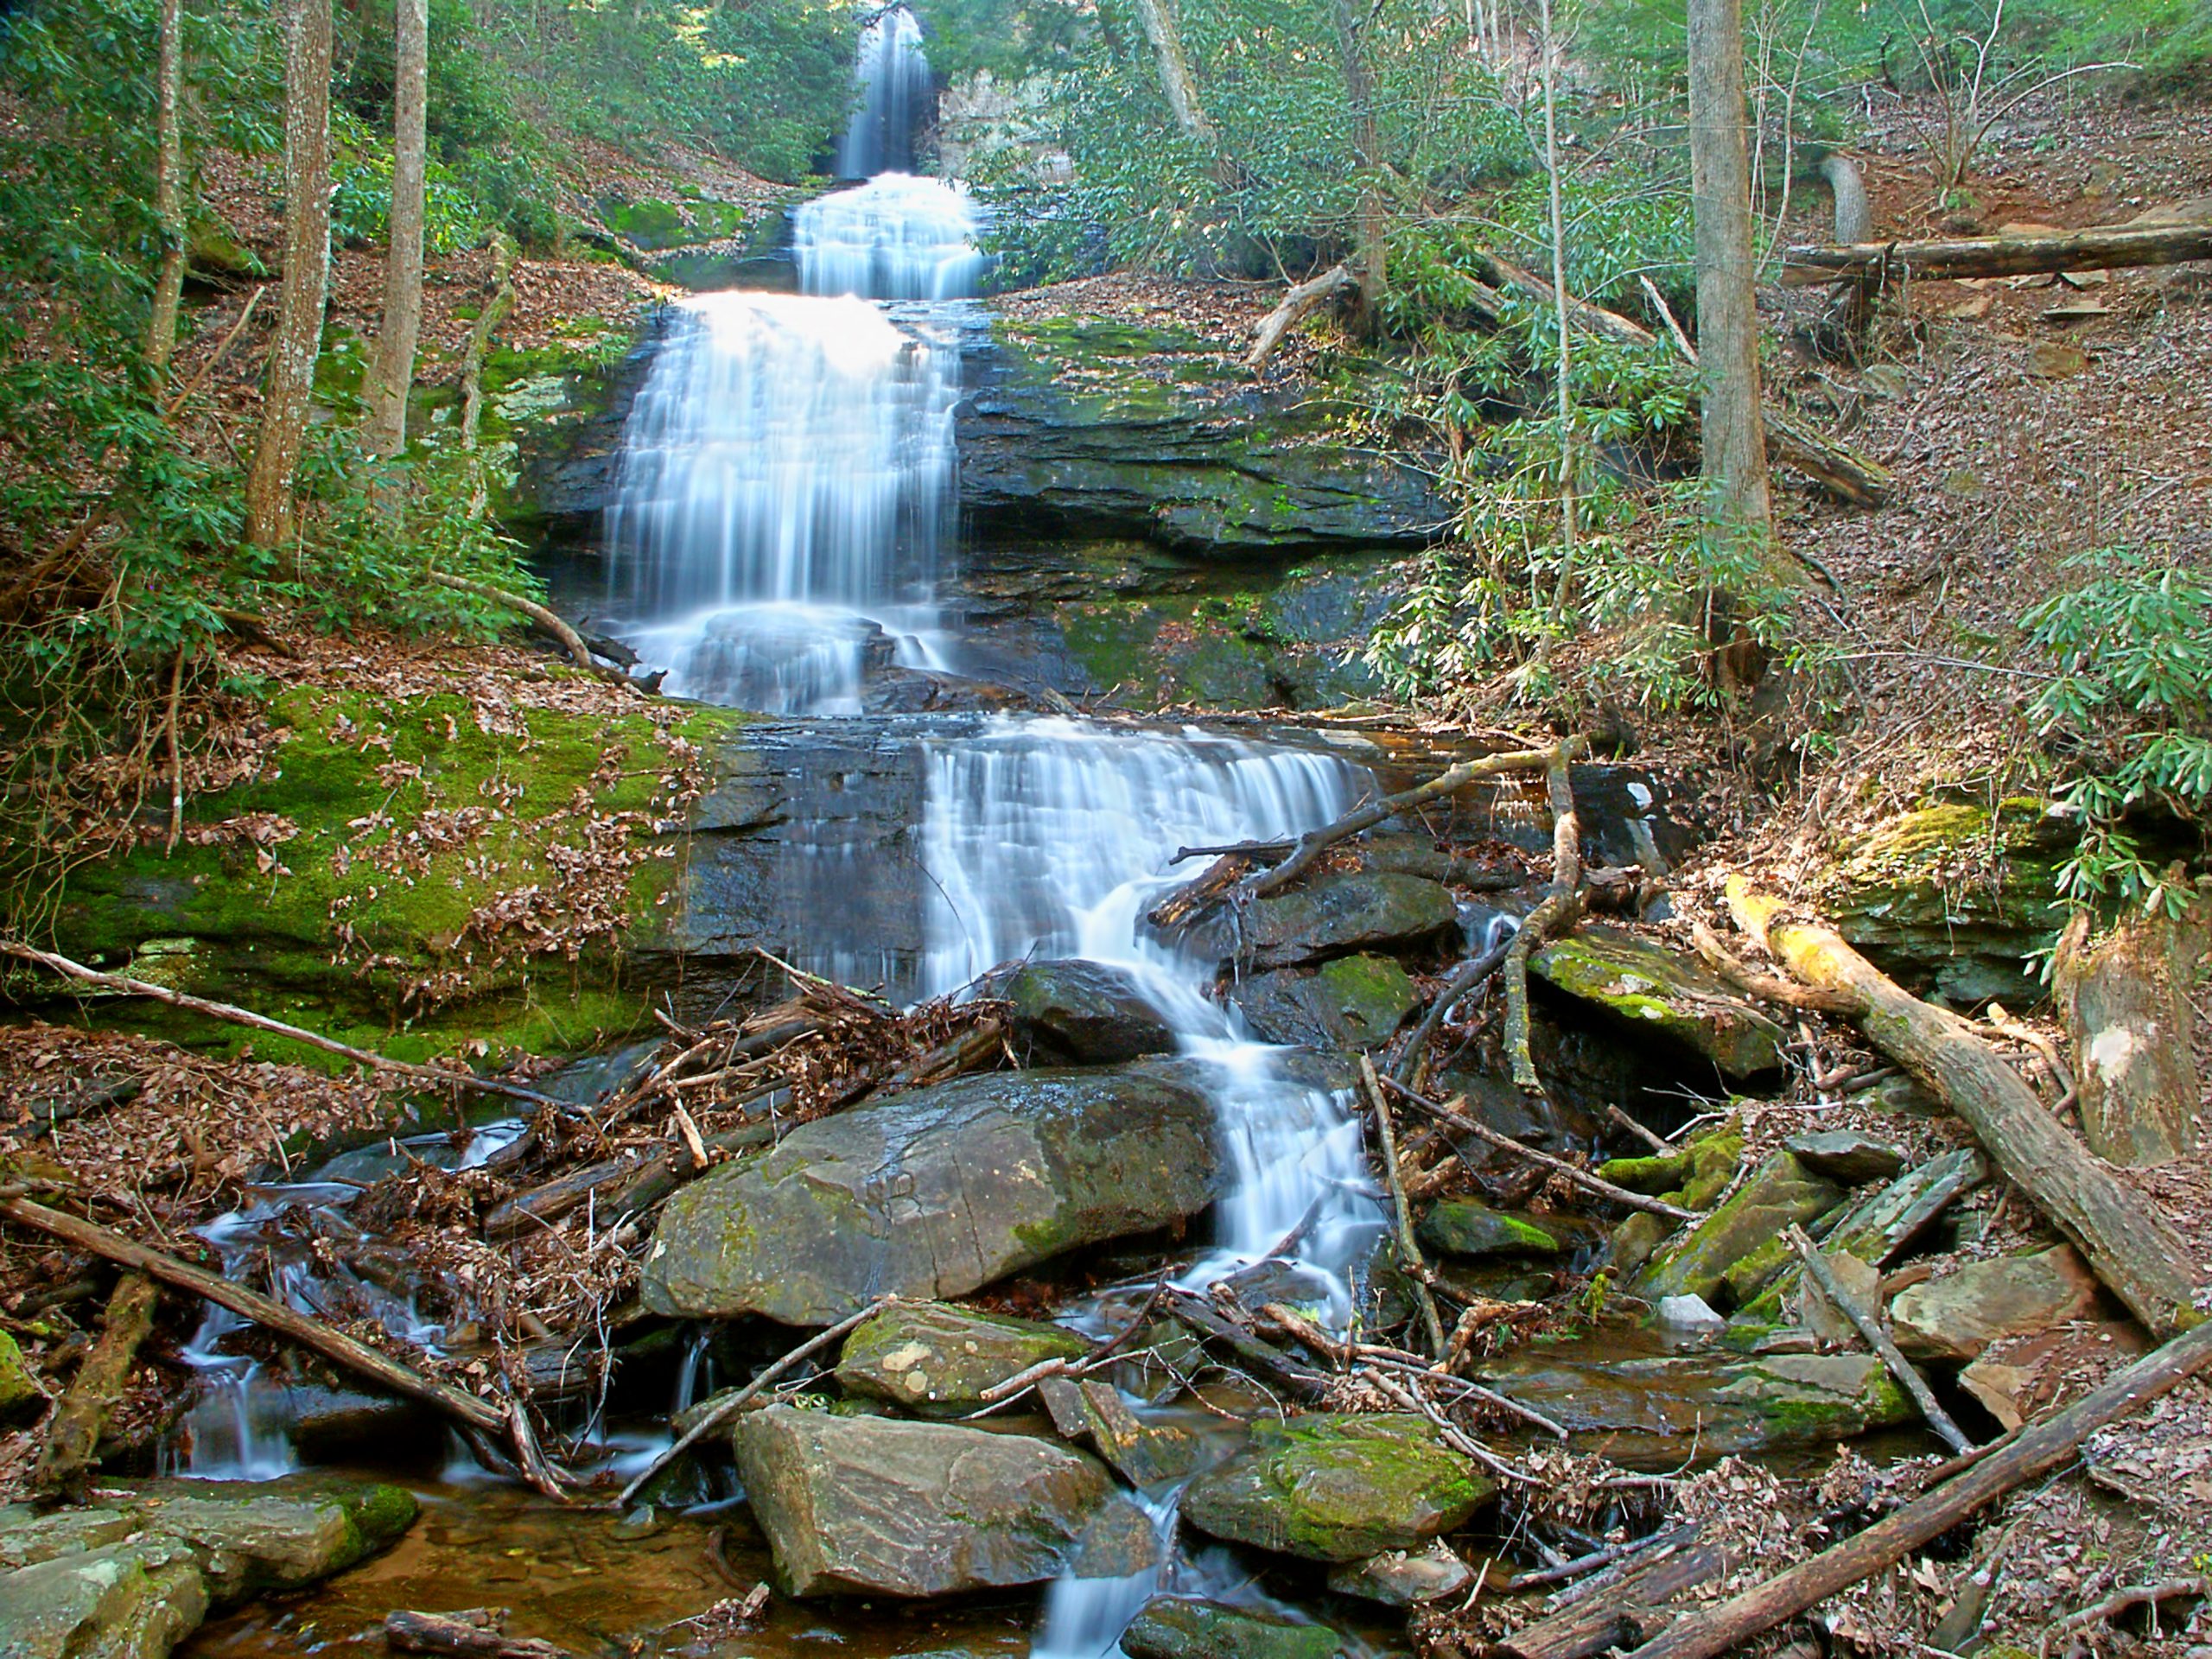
<box><xmin>1122</xmin><ymin>1598</ymin><xmax>1348</xmax><ymax>1659</ymax></box>
<box><xmin>1530</xmin><ymin>926</ymin><xmax>1785</xmax><ymax>1079</ymax></box>
<box><xmin>1418</xmin><ymin>1201</ymin><xmax>1560</xmax><ymax>1259</ymax></box>
<box><xmin>835</xmin><ymin>1301</ymin><xmax>1090</xmax><ymax>1416</ymax></box>
<box><xmin>995</xmin><ymin>958</ymin><xmax>1176</xmax><ymax>1064</ymax></box>
<box><xmin>641</xmin><ymin>1059</ymin><xmax>1222</xmax><ymax>1323</ymax></box>
<box><xmin>730</xmin><ymin>1405</ymin><xmax>1159</xmax><ymax>1598</ymax></box>
<box><xmin>1179</xmin><ymin>1412</ymin><xmax>1493</xmax><ymax>1562</ymax></box>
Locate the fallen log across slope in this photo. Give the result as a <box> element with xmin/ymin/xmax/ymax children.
<box><xmin>1781</xmin><ymin>220</ymin><xmax>2212</xmax><ymax>286</ymax></box>
<box><xmin>1725</xmin><ymin>877</ymin><xmax>2202</xmax><ymax>1338</ymax></box>
<box><xmin>1620</xmin><ymin>1313</ymin><xmax>2212</xmax><ymax>1659</ymax></box>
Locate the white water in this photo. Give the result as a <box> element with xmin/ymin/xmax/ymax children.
<box><xmin>797</xmin><ymin>172</ymin><xmax>987</xmax><ymax>302</ymax></box>
<box><xmin>836</xmin><ymin>6</ymin><xmax>931</xmax><ymax>179</ymax></box>
<box><xmin>601</xmin><ymin>292</ymin><xmax>960</xmax><ymax>712</ymax></box>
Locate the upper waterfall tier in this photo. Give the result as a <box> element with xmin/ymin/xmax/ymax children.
<box><xmin>836</xmin><ymin>5</ymin><xmax>932</xmax><ymax>178</ymax></box>
<box><xmin>601</xmin><ymin>292</ymin><xmax>957</xmax><ymax>712</ymax></box>
<box><xmin>795</xmin><ymin>173</ymin><xmax>986</xmax><ymax>301</ymax></box>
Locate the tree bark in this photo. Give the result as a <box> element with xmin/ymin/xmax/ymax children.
<box><xmin>1245</xmin><ymin>263</ymin><xmax>1356</xmax><ymax>371</ymax></box>
<box><xmin>1128</xmin><ymin>0</ymin><xmax>1235</xmax><ymax>188</ymax></box>
<box><xmin>1501</xmin><ymin>1535</ymin><xmax>1731</xmax><ymax>1659</ymax></box>
<box><xmin>362</xmin><ymin>0</ymin><xmax>428</xmax><ymax>457</ymax></box>
<box><xmin>1328</xmin><ymin>0</ymin><xmax>1389</xmax><ymax>332</ymax></box>
<box><xmin>146</xmin><ymin>0</ymin><xmax>186</xmax><ymax>372</ymax></box>
<box><xmin>1726</xmin><ymin>879</ymin><xmax>2202</xmax><ymax>1337</ymax></box>
<box><xmin>2053</xmin><ymin>892</ymin><xmax>2208</xmax><ymax>1168</ymax></box>
<box><xmin>1621</xmin><ymin>1313</ymin><xmax>2212</xmax><ymax>1659</ymax></box>
<box><xmin>33</xmin><ymin>1273</ymin><xmax>159</xmax><ymax>1500</ymax></box>
<box><xmin>244</xmin><ymin>0</ymin><xmax>334</xmax><ymax>547</ymax></box>
<box><xmin>1782</xmin><ymin>220</ymin><xmax>2212</xmax><ymax>286</ymax></box>
<box><xmin>1686</xmin><ymin>0</ymin><xmax>1775</xmax><ymax>545</ymax></box>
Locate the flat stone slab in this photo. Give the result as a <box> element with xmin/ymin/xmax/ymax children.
<box><xmin>642</xmin><ymin>1059</ymin><xmax>1223</xmax><ymax>1323</ymax></box>
<box><xmin>731</xmin><ymin>1405</ymin><xmax>1159</xmax><ymax>1598</ymax></box>
<box><xmin>1892</xmin><ymin>1246</ymin><xmax>2104</xmax><ymax>1362</ymax></box>
<box><xmin>1785</xmin><ymin>1131</ymin><xmax>1908</xmax><ymax>1186</ymax></box>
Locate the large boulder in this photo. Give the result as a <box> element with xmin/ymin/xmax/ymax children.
<box><xmin>1891</xmin><ymin>1247</ymin><xmax>2104</xmax><ymax>1362</ymax></box>
<box><xmin>730</xmin><ymin>1406</ymin><xmax>1159</xmax><ymax>1598</ymax></box>
<box><xmin>993</xmin><ymin>959</ymin><xmax>1176</xmax><ymax>1064</ymax></box>
<box><xmin>641</xmin><ymin>1059</ymin><xmax>1223</xmax><ymax>1323</ymax></box>
<box><xmin>1122</xmin><ymin>1598</ymin><xmax>1347</xmax><ymax>1659</ymax></box>
<box><xmin>1179</xmin><ymin>1414</ymin><xmax>1492</xmax><ymax>1562</ymax></box>
<box><xmin>1229</xmin><ymin>955</ymin><xmax>1418</xmax><ymax>1051</ymax></box>
<box><xmin>1530</xmin><ymin>926</ymin><xmax>1784</xmax><ymax>1080</ymax></box>
<box><xmin>1223</xmin><ymin>874</ymin><xmax>1457</xmax><ymax>971</ymax></box>
<box><xmin>1418</xmin><ymin>1201</ymin><xmax>1560</xmax><ymax>1259</ymax></box>
<box><xmin>835</xmin><ymin>1302</ymin><xmax>1090</xmax><ymax>1416</ymax></box>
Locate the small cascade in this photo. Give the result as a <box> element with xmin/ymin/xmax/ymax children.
<box><xmin>918</xmin><ymin>716</ymin><xmax>1386</xmax><ymax>1295</ymax></box>
<box><xmin>836</xmin><ymin>5</ymin><xmax>932</xmax><ymax>179</ymax></box>
<box><xmin>601</xmin><ymin>293</ymin><xmax>960</xmax><ymax>711</ymax></box>
<box><xmin>794</xmin><ymin>172</ymin><xmax>986</xmax><ymax>301</ymax></box>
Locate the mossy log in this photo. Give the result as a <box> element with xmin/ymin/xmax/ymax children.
<box><xmin>1781</xmin><ymin>221</ymin><xmax>2212</xmax><ymax>287</ymax></box>
<box><xmin>1726</xmin><ymin>878</ymin><xmax>2202</xmax><ymax>1338</ymax></box>
<box><xmin>33</xmin><ymin>1271</ymin><xmax>159</xmax><ymax>1500</ymax></box>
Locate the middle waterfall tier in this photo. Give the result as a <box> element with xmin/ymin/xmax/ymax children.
<box><xmin>795</xmin><ymin>172</ymin><xmax>987</xmax><ymax>301</ymax></box>
<box><xmin>601</xmin><ymin>292</ymin><xmax>960</xmax><ymax>714</ymax></box>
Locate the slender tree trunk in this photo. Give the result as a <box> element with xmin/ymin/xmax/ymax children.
<box><xmin>244</xmin><ymin>0</ymin><xmax>334</xmax><ymax>547</ymax></box>
<box><xmin>362</xmin><ymin>0</ymin><xmax>428</xmax><ymax>458</ymax></box>
<box><xmin>1536</xmin><ymin>0</ymin><xmax>1578</xmax><ymax>613</ymax></box>
<box><xmin>1128</xmin><ymin>0</ymin><xmax>1236</xmax><ymax>188</ymax></box>
<box><xmin>1686</xmin><ymin>0</ymin><xmax>1774</xmax><ymax>545</ymax></box>
<box><xmin>146</xmin><ymin>0</ymin><xmax>186</xmax><ymax>372</ymax></box>
<box><xmin>1328</xmin><ymin>0</ymin><xmax>1389</xmax><ymax>332</ymax></box>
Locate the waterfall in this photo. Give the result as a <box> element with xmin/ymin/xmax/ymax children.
<box><xmin>918</xmin><ymin>716</ymin><xmax>1386</xmax><ymax>1294</ymax></box>
<box><xmin>836</xmin><ymin>6</ymin><xmax>931</xmax><ymax>178</ymax></box>
<box><xmin>601</xmin><ymin>292</ymin><xmax>959</xmax><ymax>713</ymax></box>
<box><xmin>795</xmin><ymin>173</ymin><xmax>986</xmax><ymax>301</ymax></box>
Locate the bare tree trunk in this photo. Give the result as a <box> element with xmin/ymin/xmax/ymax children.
<box><xmin>1686</xmin><ymin>0</ymin><xmax>1775</xmax><ymax>546</ymax></box>
<box><xmin>1128</xmin><ymin>0</ymin><xmax>1236</xmax><ymax>188</ymax></box>
<box><xmin>146</xmin><ymin>0</ymin><xmax>186</xmax><ymax>372</ymax></box>
<box><xmin>362</xmin><ymin>0</ymin><xmax>428</xmax><ymax>457</ymax></box>
<box><xmin>1328</xmin><ymin>0</ymin><xmax>1389</xmax><ymax>332</ymax></box>
<box><xmin>1535</xmin><ymin>0</ymin><xmax>1578</xmax><ymax>612</ymax></box>
<box><xmin>2054</xmin><ymin>893</ymin><xmax>2209</xmax><ymax>1168</ymax></box>
<box><xmin>244</xmin><ymin>0</ymin><xmax>334</xmax><ymax>547</ymax></box>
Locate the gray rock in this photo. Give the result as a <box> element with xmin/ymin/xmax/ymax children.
<box><xmin>1531</xmin><ymin>926</ymin><xmax>1785</xmax><ymax>1080</ymax></box>
<box><xmin>642</xmin><ymin>1059</ymin><xmax>1223</xmax><ymax>1323</ymax></box>
<box><xmin>730</xmin><ymin>1405</ymin><xmax>1159</xmax><ymax>1598</ymax></box>
<box><xmin>0</xmin><ymin>1538</ymin><xmax>209</xmax><ymax>1659</ymax></box>
<box><xmin>1785</xmin><ymin>1131</ymin><xmax>1907</xmax><ymax>1186</ymax></box>
<box><xmin>1229</xmin><ymin>955</ymin><xmax>1417</xmax><ymax>1051</ymax></box>
<box><xmin>1325</xmin><ymin>1542</ymin><xmax>1476</xmax><ymax>1606</ymax></box>
<box><xmin>1122</xmin><ymin>1598</ymin><xmax>1347</xmax><ymax>1659</ymax></box>
<box><xmin>1655</xmin><ymin>1294</ymin><xmax>1726</xmax><ymax>1334</ymax></box>
<box><xmin>1180</xmin><ymin>1413</ymin><xmax>1493</xmax><ymax>1562</ymax></box>
<box><xmin>1417</xmin><ymin>1201</ymin><xmax>1560</xmax><ymax>1259</ymax></box>
<box><xmin>1039</xmin><ymin>1377</ymin><xmax>1203</xmax><ymax>1488</ymax></box>
<box><xmin>835</xmin><ymin>1302</ymin><xmax>1090</xmax><ymax>1416</ymax></box>
<box><xmin>1229</xmin><ymin>873</ymin><xmax>1458</xmax><ymax>971</ymax></box>
<box><xmin>1891</xmin><ymin>1246</ymin><xmax>2104</xmax><ymax>1362</ymax></box>
<box><xmin>995</xmin><ymin>959</ymin><xmax>1175</xmax><ymax>1064</ymax></box>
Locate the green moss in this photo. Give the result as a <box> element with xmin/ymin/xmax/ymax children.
<box><xmin>601</xmin><ymin>197</ymin><xmax>689</xmax><ymax>250</ymax></box>
<box><xmin>1596</xmin><ymin>1150</ymin><xmax>1692</xmax><ymax>1193</ymax></box>
<box><xmin>0</xmin><ymin>1328</ymin><xmax>36</xmax><ymax>1414</ymax></box>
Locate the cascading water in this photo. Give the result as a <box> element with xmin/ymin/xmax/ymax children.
<box><xmin>601</xmin><ymin>293</ymin><xmax>960</xmax><ymax>712</ymax></box>
<box><xmin>836</xmin><ymin>6</ymin><xmax>931</xmax><ymax>179</ymax></box>
<box><xmin>794</xmin><ymin>173</ymin><xmax>986</xmax><ymax>302</ymax></box>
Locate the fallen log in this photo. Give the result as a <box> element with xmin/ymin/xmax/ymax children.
<box><xmin>1360</xmin><ymin>1056</ymin><xmax>1445</xmax><ymax>1357</ymax></box>
<box><xmin>385</xmin><ymin>1609</ymin><xmax>573</xmax><ymax>1659</ymax></box>
<box><xmin>33</xmin><ymin>1272</ymin><xmax>159</xmax><ymax>1501</ymax></box>
<box><xmin>2052</xmin><ymin>884</ymin><xmax>2208</xmax><ymax>1166</ymax></box>
<box><xmin>1382</xmin><ymin>1078</ymin><xmax>1699</xmax><ymax>1223</ymax></box>
<box><xmin>1620</xmin><ymin>1313</ymin><xmax>2212</xmax><ymax>1659</ymax></box>
<box><xmin>484</xmin><ymin>1116</ymin><xmax>778</xmax><ymax>1241</ymax></box>
<box><xmin>1781</xmin><ymin>220</ymin><xmax>2212</xmax><ymax>287</ymax></box>
<box><xmin>1726</xmin><ymin>879</ymin><xmax>2202</xmax><ymax>1338</ymax></box>
<box><xmin>1500</xmin><ymin>1529</ymin><xmax>1730</xmax><ymax>1659</ymax></box>
<box><xmin>1162</xmin><ymin>1287</ymin><xmax>1330</xmax><ymax>1399</ymax></box>
<box><xmin>0</xmin><ymin>1197</ymin><xmax>567</xmax><ymax>1495</ymax></box>
<box><xmin>1246</xmin><ymin>262</ymin><xmax>1357</xmax><ymax>371</ymax></box>
<box><xmin>1389</xmin><ymin>927</ymin><xmax>1516</xmax><ymax>1088</ymax></box>
<box><xmin>428</xmin><ymin>573</ymin><xmax>632</xmax><ymax>686</ymax></box>
<box><xmin>1783</xmin><ymin>1224</ymin><xmax>1971</xmax><ymax>1456</ymax></box>
<box><xmin>1</xmin><ymin>942</ymin><xmax>565</xmax><ymax>1112</ymax></box>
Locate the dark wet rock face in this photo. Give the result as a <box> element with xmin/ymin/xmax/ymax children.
<box><xmin>1229</xmin><ymin>954</ymin><xmax>1417</xmax><ymax>1050</ymax></box>
<box><xmin>993</xmin><ymin>958</ymin><xmax>1178</xmax><ymax>1064</ymax></box>
<box><xmin>1198</xmin><ymin>872</ymin><xmax>1458</xmax><ymax>971</ymax></box>
<box><xmin>641</xmin><ymin>1059</ymin><xmax>1224</xmax><ymax>1323</ymax></box>
<box><xmin>731</xmin><ymin>1406</ymin><xmax>1160</xmax><ymax>1598</ymax></box>
<box><xmin>1179</xmin><ymin>1413</ymin><xmax>1493</xmax><ymax>1562</ymax></box>
<box><xmin>0</xmin><ymin>1477</ymin><xmax>417</xmax><ymax>1659</ymax></box>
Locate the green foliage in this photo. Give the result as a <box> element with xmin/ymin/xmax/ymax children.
<box><xmin>328</xmin><ymin>110</ymin><xmax>491</xmax><ymax>255</ymax></box>
<box><xmin>2021</xmin><ymin>547</ymin><xmax>2212</xmax><ymax>912</ymax></box>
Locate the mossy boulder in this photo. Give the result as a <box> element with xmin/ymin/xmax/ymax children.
<box><xmin>1531</xmin><ymin>926</ymin><xmax>1784</xmax><ymax>1079</ymax></box>
<box><xmin>35</xmin><ymin>682</ymin><xmax>743</xmax><ymax>1067</ymax></box>
<box><xmin>731</xmin><ymin>1406</ymin><xmax>1158</xmax><ymax>1598</ymax></box>
<box><xmin>1637</xmin><ymin>1152</ymin><xmax>1844</xmax><ymax>1311</ymax></box>
<box><xmin>1418</xmin><ymin>1201</ymin><xmax>1560</xmax><ymax>1259</ymax></box>
<box><xmin>1218</xmin><ymin>873</ymin><xmax>1456</xmax><ymax>970</ymax></box>
<box><xmin>1123</xmin><ymin>1599</ymin><xmax>1348</xmax><ymax>1659</ymax></box>
<box><xmin>1230</xmin><ymin>954</ymin><xmax>1418</xmax><ymax>1050</ymax></box>
<box><xmin>642</xmin><ymin>1059</ymin><xmax>1224</xmax><ymax>1323</ymax></box>
<box><xmin>836</xmin><ymin>1302</ymin><xmax>1090</xmax><ymax>1416</ymax></box>
<box><xmin>1824</xmin><ymin>799</ymin><xmax>2073</xmax><ymax>1005</ymax></box>
<box><xmin>995</xmin><ymin>958</ymin><xmax>1176</xmax><ymax>1064</ymax></box>
<box><xmin>1606</xmin><ymin>1119</ymin><xmax>1745</xmax><ymax>1275</ymax></box>
<box><xmin>1179</xmin><ymin>1413</ymin><xmax>1493</xmax><ymax>1562</ymax></box>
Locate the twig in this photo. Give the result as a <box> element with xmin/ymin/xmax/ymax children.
<box><xmin>2042</xmin><ymin>1577</ymin><xmax>2209</xmax><ymax>1654</ymax></box>
<box><xmin>1784</xmin><ymin>1224</ymin><xmax>1971</xmax><ymax>1455</ymax></box>
<box><xmin>1</xmin><ymin>941</ymin><xmax>566</xmax><ymax>1109</ymax></box>
<box><xmin>616</xmin><ymin>1295</ymin><xmax>894</xmax><ymax>1506</ymax></box>
<box><xmin>1512</xmin><ymin>1524</ymin><xmax>1699</xmax><ymax>1592</ymax></box>
<box><xmin>162</xmin><ymin>647</ymin><xmax>186</xmax><ymax>856</ymax></box>
<box><xmin>1392</xmin><ymin>929</ymin><xmax>1516</xmax><ymax>1086</ymax></box>
<box><xmin>1506</xmin><ymin>741</ymin><xmax>1586</xmax><ymax>1091</ymax></box>
<box><xmin>1363</xmin><ymin>1055</ymin><xmax>1446</xmax><ymax>1357</ymax></box>
<box><xmin>1382</xmin><ymin>1077</ymin><xmax>1700</xmax><ymax>1223</ymax></box>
